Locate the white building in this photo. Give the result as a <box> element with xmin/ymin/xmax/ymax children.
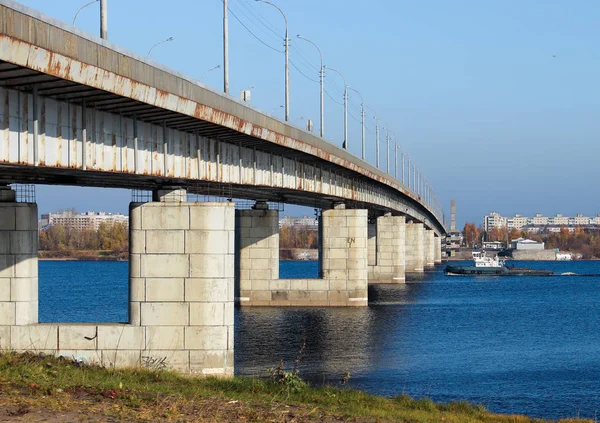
<box><xmin>511</xmin><ymin>238</ymin><xmax>545</xmax><ymax>250</ymax></box>
<box><xmin>484</xmin><ymin>212</ymin><xmax>599</xmax><ymax>232</ymax></box>
<box><xmin>40</xmin><ymin>211</ymin><xmax>129</xmax><ymax>231</ymax></box>
<box><xmin>279</xmin><ymin>215</ymin><xmax>318</xmax><ymax>229</ymax></box>
<box><xmin>484</xmin><ymin>212</ymin><xmax>507</xmax><ymax>232</ymax></box>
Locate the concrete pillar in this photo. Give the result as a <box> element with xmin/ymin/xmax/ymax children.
<box><xmin>0</xmin><ymin>195</ymin><xmax>38</xmax><ymax>328</ymax></box>
<box><xmin>367</xmin><ymin>222</ymin><xmax>377</xmax><ymax>266</ymax></box>
<box><xmin>130</xmin><ymin>197</ymin><xmax>234</xmax><ymax>376</ymax></box>
<box><xmin>434</xmin><ymin>235</ymin><xmax>442</xmax><ymax>264</ymax></box>
<box><xmin>368</xmin><ymin>215</ymin><xmax>406</xmax><ymax>283</ymax></box>
<box><xmin>424</xmin><ymin>229</ymin><xmax>435</xmax><ymax>268</ymax></box>
<box><xmin>405</xmin><ymin>222</ymin><xmax>424</xmax><ymax>273</ymax></box>
<box><xmin>320</xmin><ymin>208</ymin><xmax>368</xmax><ymax>306</ymax></box>
<box><xmin>236</xmin><ymin>205</ymin><xmax>280</xmax><ymax>306</ymax></box>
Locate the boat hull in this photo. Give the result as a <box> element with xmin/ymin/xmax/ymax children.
<box><xmin>445</xmin><ymin>265</ymin><xmax>553</xmax><ymax>276</ymax></box>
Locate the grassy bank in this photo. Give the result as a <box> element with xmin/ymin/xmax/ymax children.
<box><xmin>0</xmin><ymin>352</ymin><xmax>591</xmax><ymax>422</ymax></box>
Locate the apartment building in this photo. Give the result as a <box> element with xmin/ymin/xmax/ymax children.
<box><xmin>484</xmin><ymin>212</ymin><xmax>600</xmax><ymax>232</ymax></box>
<box><xmin>40</xmin><ymin>210</ymin><xmax>129</xmax><ymax>231</ymax></box>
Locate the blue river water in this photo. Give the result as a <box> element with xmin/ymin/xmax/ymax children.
<box><xmin>39</xmin><ymin>259</ymin><xmax>600</xmax><ymax>420</ymax></box>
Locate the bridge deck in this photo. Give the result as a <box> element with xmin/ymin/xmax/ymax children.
<box><xmin>0</xmin><ymin>0</ymin><xmax>445</xmax><ymax>234</ymax></box>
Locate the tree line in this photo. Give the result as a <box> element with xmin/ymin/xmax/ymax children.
<box><xmin>39</xmin><ymin>222</ymin><xmax>128</xmax><ymax>259</ymax></box>
<box><xmin>279</xmin><ymin>226</ymin><xmax>318</xmax><ymax>249</ymax></box>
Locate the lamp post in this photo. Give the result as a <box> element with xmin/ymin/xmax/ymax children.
<box><xmin>147</xmin><ymin>37</ymin><xmax>174</xmax><ymax>57</ymax></box>
<box><xmin>365</xmin><ymin>105</ymin><xmax>379</xmax><ymax>168</ymax></box>
<box><xmin>407</xmin><ymin>156</ymin><xmax>412</xmax><ymax>190</ymax></box>
<box><xmin>256</xmin><ymin>0</ymin><xmax>289</xmax><ymax>121</ymax></box>
<box><xmin>401</xmin><ymin>147</ymin><xmax>405</xmax><ymax>185</ymax></box>
<box><xmin>347</xmin><ymin>86</ymin><xmax>365</xmax><ymax>160</ymax></box>
<box><xmin>324</xmin><ymin>66</ymin><xmax>348</xmax><ymax>150</ymax></box>
<box><xmin>394</xmin><ymin>143</ymin><xmax>399</xmax><ymax>179</ymax></box>
<box><xmin>223</xmin><ymin>0</ymin><xmax>229</xmax><ymax>93</ymax></box>
<box><xmin>297</xmin><ymin>35</ymin><xmax>324</xmax><ymax>138</ymax></box>
<box><xmin>73</xmin><ymin>0</ymin><xmax>98</xmax><ymax>26</ymax></box>
<box><xmin>200</xmin><ymin>64</ymin><xmax>221</xmax><ymax>80</ymax></box>
<box><xmin>100</xmin><ymin>0</ymin><xmax>107</xmax><ymax>39</ymax></box>
<box><xmin>382</xmin><ymin>128</ymin><xmax>391</xmax><ymax>174</ymax></box>
<box><xmin>386</xmin><ymin>129</ymin><xmax>395</xmax><ymax>175</ymax></box>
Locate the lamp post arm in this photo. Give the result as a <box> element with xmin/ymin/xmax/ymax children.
<box><xmin>73</xmin><ymin>0</ymin><xmax>99</xmax><ymax>25</ymax></box>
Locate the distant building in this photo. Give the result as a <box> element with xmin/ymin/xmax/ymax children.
<box><xmin>40</xmin><ymin>210</ymin><xmax>129</xmax><ymax>231</ymax></box>
<box><xmin>511</xmin><ymin>238</ymin><xmax>545</xmax><ymax>250</ymax></box>
<box><xmin>484</xmin><ymin>212</ymin><xmax>600</xmax><ymax>233</ymax></box>
<box><xmin>279</xmin><ymin>215</ymin><xmax>318</xmax><ymax>229</ymax></box>
<box><xmin>482</xmin><ymin>241</ymin><xmax>503</xmax><ymax>250</ymax></box>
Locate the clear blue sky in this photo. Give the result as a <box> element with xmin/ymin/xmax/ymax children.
<box><xmin>21</xmin><ymin>0</ymin><xmax>600</xmax><ymax>228</ymax></box>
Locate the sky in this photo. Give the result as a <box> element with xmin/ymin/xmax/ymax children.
<box><xmin>17</xmin><ymin>0</ymin><xmax>600</xmax><ymax>228</ymax></box>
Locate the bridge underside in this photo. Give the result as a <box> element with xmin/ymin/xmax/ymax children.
<box><xmin>0</xmin><ymin>56</ymin><xmax>441</xmax><ymax>232</ymax></box>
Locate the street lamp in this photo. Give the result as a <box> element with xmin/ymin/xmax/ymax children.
<box><xmin>200</xmin><ymin>65</ymin><xmax>221</xmax><ymax>81</ymax></box>
<box><xmin>256</xmin><ymin>0</ymin><xmax>289</xmax><ymax>122</ymax></box>
<box><xmin>386</xmin><ymin>129</ymin><xmax>395</xmax><ymax>175</ymax></box>
<box><xmin>347</xmin><ymin>86</ymin><xmax>365</xmax><ymax>160</ymax></box>
<box><xmin>297</xmin><ymin>35</ymin><xmax>324</xmax><ymax>138</ymax></box>
<box><xmin>365</xmin><ymin>105</ymin><xmax>380</xmax><ymax>168</ymax></box>
<box><xmin>394</xmin><ymin>143</ymin><xmax>399</xmax><ymax>180</ymax></box>
<box><xmin>147</xmin><ymin>37</ymin><xmax>174</xmax><ymax>57</ymax></box>
<box><xmin>73</xmin><ymin>0</ymin><xmax>98</xmax><ymax>26</ymax></box>
<box><xmin>324</xmin><ymin>66</ymin><xmax>348</xmax><ymax>150</ymax></box>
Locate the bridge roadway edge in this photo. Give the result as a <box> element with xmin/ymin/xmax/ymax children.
<box><xmin>0</xmin><ymin>0</ymin><xmax>445</xmax><ymax>236</ymax></box>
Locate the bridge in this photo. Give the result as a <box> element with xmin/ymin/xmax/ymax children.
<box><xmin>0</xmin><ymin>1</ymin><xmax>446</xmax><ymax>376</ymax></box>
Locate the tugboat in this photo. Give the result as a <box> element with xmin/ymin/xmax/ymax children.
<box><xmin>445</xmin><ymin>251</ymin><xmax>553</xmax><ymax>276</ymax></box>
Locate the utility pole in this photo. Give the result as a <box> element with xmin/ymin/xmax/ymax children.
<box><xmin>386</xmin><ymin>130</ymin><xmax>390</xmax><ymax>173</ymax></box>
<box><xmin>347</xmin><ymin>87</ymin><xmax>364</xmax><ymax>159</ymax></box>
<box><xmin>100</xmin><ymin>0</ymin><xmax>107</xmax><ymax>39</ymax></box>
<box><xmin>324</xmin><ymin>66</ymin><xmax>347</xmax><ymax>150</ymax></box>
<box><xmin>394</xmin><ymin>143</ymin><xmax>398</xmax><ymax>179</ymax></box>
<box><xmin>297</xmin><ymin>35</ymin><xmax>324</xmax><ymax>137</ymax></box>
<box><xmin>223</xmin><ymin>0</ymin><xmax>229</xmax><ymax>94</ymax></box>
<box><xmin>256</xmin><ymin>0</ymin><xmax>289</xmax><ymax>120</ymax></box>
<box><xmin>401</xmin><ymin>150</ymin><xmax>405</xmax><ymax>184</ymax></box>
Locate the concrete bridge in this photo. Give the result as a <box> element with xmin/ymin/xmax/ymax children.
<box><xmin>0</xmin><ymin>1</ymin><xmax>446</xmax><ymax>376</ymax></box>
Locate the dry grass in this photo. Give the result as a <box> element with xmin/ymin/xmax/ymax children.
<box><xmin>0</xmin><ymin>351</ymin><xmax>594</xmax><ymax>422</ymax></box>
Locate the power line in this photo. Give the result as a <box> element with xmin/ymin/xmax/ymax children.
<box><xmin>224</xmin><ymin>1</ymin><xmax>284</xmax><ymax>53</ymax></box>
<box><xmin>238</xmin><ymin>0</ymin><xmax>281</xmax><ymax>37</ymax></box>
<box><xmin>290</xmin><ymin>59</ymin><xmax>319</xmax><ymax>83</ymax></box>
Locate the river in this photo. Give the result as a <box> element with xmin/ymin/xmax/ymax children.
<box><xmin>39</xmin><ymin>259</ymin><xmax>600</xmax><ymax>420</ymax></box>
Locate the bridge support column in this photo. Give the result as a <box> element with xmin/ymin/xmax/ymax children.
<box><xmin>0</xmin><ymin>188</ymin><xmax>38</xmax><ymax>333</ymax></box>
<box><xmin>424</xmin><ymin>229</ymin><xmax>435</xmax><ymax>268</ymax></box>
<box><xmin>368</xmin><ymin>214</ymin><xmax>406</xmax><ymax>283</ymax></box>
<box><xmin>236</xmin><ymin>203</ymin><xmax>280</xmax><ymax>306</ymax></box>
<box><xmin>405</xmin><ymin>222</ymin><xmax>424</xmax><ymax>273</ymax></box>
<box><xmin>129</xmin><ymin>192</ymin><xmax>234</xmax><ymax>376</ymax></box>
<box><xmin>434</xmin><ymin>235</ymin><xmax>442</xmax><ymax>264</ymax></box>
<box><xmin>320</xmin><ymin>206</ymin><xmax>368</xmax><ymax>306</ymax></box>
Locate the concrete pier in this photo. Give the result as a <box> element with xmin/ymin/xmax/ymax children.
<box><xmin>368</xmin><ymin>214</ymin><xmax>406</xmax><ymax>283</ymax></box>
<box><xmin>0</xmin><ymin>191</ymin><xmax>38</xmax><ymax>332</ymax></box>
<box><xmin>2</xmin><ymin>187</ymin><xmax>235</xmax><ymax>376</ymax></box>
<box><xmin>405</xmin><ymin>222</ymin><xmax>424</xmax><ymax>273</ymax></box>
<box><xmin>320</xmin><ymin>206</ymin><xmax>369</xmax><ymax>306</ymax></box>
<box><xmin>238</xmin><ymin>202</ymin><xmax>368</xmax><ymax>306</ymax></box>
<box><xmin>236</xmin><ymin>203</ymin><xmax>281</xmax><ymax>305</ymax></box>
<box><xmin>129</xmin><ymin>195</ymin><xmax>235</xmax><ymax>375</ymax></box>
<box><xmin>434</xmin><ymin>235</ymin><xmax>442</xmax><ymax>264</ymax></box>
<box><xmin>424</xmin><ymin>229</ymin><xmax>435</xmax><ymax>268</ymax></box>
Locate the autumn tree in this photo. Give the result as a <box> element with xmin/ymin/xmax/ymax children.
<box><xmin>463</xmin><ymin>222</ymin><xmax>480</xmax><ymax>248</ymax></box>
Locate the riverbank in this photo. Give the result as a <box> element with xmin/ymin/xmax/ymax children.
<box><xmin>0</xmin><ymin>352</ymin><xmax>591</xmax><ymax>423</ymax></box>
